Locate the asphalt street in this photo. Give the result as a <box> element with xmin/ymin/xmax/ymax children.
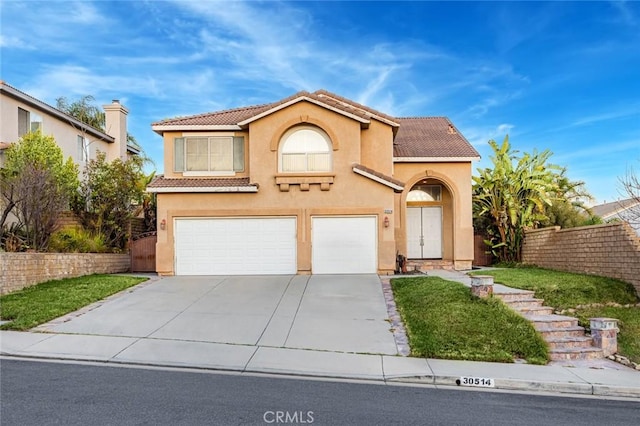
<box><xmin>1</xmin><ymin>359</ymin><xmax>638</xmax><ymax>426</ymax></box>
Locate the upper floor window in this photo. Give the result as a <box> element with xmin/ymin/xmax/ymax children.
<box><xmin>18</xmin><ymin>108</ymin><xmax>42</xmax><ymax>137</ymax></box>
<box><xmin>174</xmin><ymin>136</ymin><xmax>244</xmax><ymax>174</ymax></box>
<box><xmin>279</xmin><ymin>126</ymin><xmax>332</xmax><ymax>173</ymax></box>
<box><xmin>77</xmin><ymin>135</ymin><xmax>88</xmax><ymax>162</ymax></box>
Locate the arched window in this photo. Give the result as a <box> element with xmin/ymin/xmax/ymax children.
<box><xmin>279</xmin><ymin>126</ymin><xmax>332</xmax><ymax>172</ymax></box>
<box><xmin>407</xmin><ymin>184</ymin><xmax>442</xmax><ymax>202</ymax></box>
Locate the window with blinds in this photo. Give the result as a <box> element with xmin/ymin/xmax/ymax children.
<box><xmin>174</xmin><ymin>136</ymin><xmax>244</xmax><ymax>173</ymax></box>
<box><xmin>279</xmin><ymin>126</ymin><xmax>332</xmax><ymax>173</ymax></box>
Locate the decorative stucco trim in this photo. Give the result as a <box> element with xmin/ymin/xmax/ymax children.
<box><xmin>147</xmin><ymin>186</ymin><xmax>258</xmax><ymax>193</ymax></box>
<box><xmin>238</xmin><ymin>96</ymin><xmax>370</xmax><ymax>126</ymax></box>
<box><xmin>269</xmin><ymin>117</ymin><xmax>340</xmax><ymax>151</ymax></box>
<box><xmin>352</xmin><ymin>167</ymin><xmax>404</xmax><ymax>191</ymax></box>
<box><xmin>393</xmin><ymin>156</ymin><xmax>480</xmax><ymax>162</ymax></box>
<box><xmin>274</xmin><ymin>174</ymin><xmax>335</xmax><ymax>192</ymax></box>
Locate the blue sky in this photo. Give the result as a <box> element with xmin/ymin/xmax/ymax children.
<box><xmin>1</xmin><ymin>0</ymin><xmax>639</xmax><ymax>205</ymax></box>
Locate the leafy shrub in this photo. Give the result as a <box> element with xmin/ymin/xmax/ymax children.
<box><xmin>48</xmin><ymin>228</ymin><xmax>108</xmax><ymax>253</ymax></box>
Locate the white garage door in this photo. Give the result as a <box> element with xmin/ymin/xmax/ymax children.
<box><xmin>312</xmin><ymin>216</ymin><xmax>377</xmax><ymax>274</ymax></box>
<box><xmin>175</xmin><ymin>217</ymin><xmax>297</xmax><ymax>275</ymax></box>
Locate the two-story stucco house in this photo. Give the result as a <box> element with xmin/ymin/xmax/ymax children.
<box><xmin>148</xmin><ymin>90</ymin><xmax>479</xmax><ymax>276</ymax></box>
<box><xmin>0</xmin><ymin>81</ymin><xmax>136</xmax><ymax>169</ymax></box>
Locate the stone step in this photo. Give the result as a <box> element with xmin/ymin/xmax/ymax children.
<box><xmin>536</xmin><ymin>326</ymin><xmax>586</xmax><ymax>339</ymax></box>
<box><xmin>527</xmin><ymin>314</ymin><xmax>579</xmax><ymax>329</ymax></box>
<box><xmin>494</xmin><ymin>291</ymin><xmax>536</xmax><ymax>302</ymax></box>
<box><xmin>549</xmin><ymin>347</ymin><xmax>604</xmax><ymax>361</ymax></box>
<box><xmin>545</xmin><ymin>336</ymin><xmax>595</xmax><ymax>350</ymax></box>
<box><xmin>503</xmin><ymin>298</ymin><xmax>544</xmax><ymax>308</ymax></box>
<box><xmin>516</xmin><ymin>306</ymin><xmax>555</xmax><ymax>316</ymax></box>
<box><xmin>406</xmin><ymin>260</ymin><xmax>455</xmax><ymax>271</ymax></box>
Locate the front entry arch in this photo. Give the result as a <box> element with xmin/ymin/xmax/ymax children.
<box><xmin>405</xmin><ymin>180</ymin><xmax>449</xmax><ymax>260</ymax></box>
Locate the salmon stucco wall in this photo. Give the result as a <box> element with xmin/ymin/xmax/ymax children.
<box><xmin>155</xmin><ymin>101</ymin><xmax>399</xmax><ymax>275</ymax></box>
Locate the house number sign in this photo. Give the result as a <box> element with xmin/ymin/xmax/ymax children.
<box><xmin>457</xmin><ymin>377</ymin><xmax>495</xmax><ymax>388</ymax></box>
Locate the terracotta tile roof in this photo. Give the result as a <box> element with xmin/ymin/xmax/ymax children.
<box><xmin>393</xmin><ymin>117</ymin><xmax>480</xmax><ymax>159</ymax></box>
<box><xmin>314</xmin><ymin>90</ymin><xmax>399</xmax><ymax>126</ymax></box>
<box><xmin>152</xmin><ymin>90</ymin><xmax>399</xmax><ymax>127</ymax></box>
<box><xmin>352</xmin><ymin>163</ymin><xmax>405</xmax><ymax>191</ymax></box>
<box><xmin>147</xmin><ymin>175</ymin><xmax>256</xmax><ymax>189</ymax></box>
<box><xmin>152</xmin><ymin>103</ymin><xmax>274</xmax><ymax>126</ymax></box>
<box><xmin>151</xmin><ymin>92</ymin><xmax>477</xmax><ymax>160</ymax></box>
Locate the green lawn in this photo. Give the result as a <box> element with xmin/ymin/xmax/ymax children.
<box><xmin>0</xmin><ymin>274</ymin><xmax>148</xmax><ymax>331</ymax></box>
<box><xmin>391</xmin><ymin>276</ymin><xmax>548</xmax><ymax>364</ymax></box>
<box><xmin>470</xmin><ymin>267</ymin><xmax>637</xmax><ymax>309</ymax></box>
<box><xmin>470</xmin><ymin>267</ymin><xmax>640</xmax><ymax>364</ymax></box>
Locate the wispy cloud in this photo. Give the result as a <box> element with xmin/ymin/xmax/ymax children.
<box><xmin>553</xmin><ymin>139</ymin><xmax>640</xmax><ymax>163</ymax></box>
<box><xmin>0</xmin><ymin>35</ymin><xmax>35</xmax><ymax>49</ymax></box>
<box><xmin>610</xmin><ymin>0</ymin><xmax>638</xmax><ymax>26</ymax></box>
<box><xmin>571</xmin><ymin>108</ymin><xmax>640</xmax><ymax>127</ymax></box>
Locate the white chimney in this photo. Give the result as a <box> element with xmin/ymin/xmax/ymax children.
<box><xmin>103</xmin><ymin>99</ymin><xmax>129</xmax><ymax>161</ymax></box>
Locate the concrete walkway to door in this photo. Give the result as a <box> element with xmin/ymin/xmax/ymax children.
<box><xmin>29</xmin><ymin>274</ymin><xmax>398</xmax><ymax>356</ymax></box>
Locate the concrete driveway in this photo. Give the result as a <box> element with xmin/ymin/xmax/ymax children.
<box><xmin>41</xmin><ymin>275</ymin><xmax>398</xmax><ymax>355</ymax></box>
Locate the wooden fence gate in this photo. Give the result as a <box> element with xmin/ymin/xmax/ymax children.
<box><xmin>473</xmin><ymin>234</ymin><xmax>493</xmax><ymax>267</ymax></box>
<box><xmin>131</xmin><ymin>231</ymin><xmax>157</xmax><ymax>272</ymax></box>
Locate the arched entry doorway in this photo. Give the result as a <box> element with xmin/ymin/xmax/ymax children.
<box><xmin>406</xmin><ymin>179</ymin><xmax>452</xmax><ymax>259</ymax></box>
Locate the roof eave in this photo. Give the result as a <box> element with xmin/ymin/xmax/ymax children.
<box><xmin>394</xmin><ymin>156</ymin><xmax>481</xmax><ymax>163</ymax></box>
<box><xmin>147</xmin><ymin>186</ymin><xmax>258</xmax><ymax>193</ymax></box>
<box><xmin>352</xmin><ymin>166</ymin><xmax>404</xmax><ymax>192</ymax></box>
<box><xmin>151</xmin><ymin>124</ymin><xmax>243</xmax><ymax>135</ymax></box>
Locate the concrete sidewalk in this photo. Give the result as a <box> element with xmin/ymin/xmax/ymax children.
<box><xmin>2</xmin><ymin>328</ymin><xmax>639</xmax><ymax>398</ymax></box>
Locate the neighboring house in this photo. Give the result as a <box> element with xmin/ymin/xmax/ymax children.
<box><xmin>148</xmin><ymin>90</ymin><xmax>480</xmax><ymax>276</ymax></box>
<box><xmin>592</xmin><ymin>198</ymin><xmax>640</xmax><ymax>235</ymax></box>
<box><xmin>0</xmin><ymin>80</ymin><xmax>137</xmax><ymax>169</ymax></box>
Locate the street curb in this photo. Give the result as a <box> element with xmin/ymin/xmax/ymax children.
<box><xmin>3</xmin><ymin>352</ymin><xmax>639</xmax><ymax>399</ymax></box>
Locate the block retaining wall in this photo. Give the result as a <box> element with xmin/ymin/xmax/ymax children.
<box><xmin>0</xmin><ymin>253</ymin><xmax>130</xmax><ymax>295</ymax></box>
<box><xmin>522</xmin><ymin>222</ymin><xmax>640</xmax><ymax>295</ymax></box>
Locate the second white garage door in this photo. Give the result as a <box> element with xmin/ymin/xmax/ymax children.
<box><xmin>312</xmin><ymin>216</ymin><xmax>377</xmax><ymax>274</ymax></box>
<box><xmin>175</xmin><ymin>217</ymin><xmax>297</xmax><ymax>275</ymax></box>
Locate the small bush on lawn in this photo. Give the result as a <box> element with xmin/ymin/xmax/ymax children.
<box><xmin>0</xmin><ymin>274</ymin><xmax>146</xmax><ymax>330</ymax></box>
<box><xmin>392</xmin><ymin>277</ymin><xmax>548</xmax><ymax>364</ymax></box>
<box><xmin>48</xmin><ymin>227</ymin><xmax>108</xmax><ymax>253</ymax></box>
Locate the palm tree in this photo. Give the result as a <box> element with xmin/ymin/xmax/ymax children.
<box><xmin>473</xmin><ymin>136</ymin><xmax>558</xmax><ymax>262</ymax></box>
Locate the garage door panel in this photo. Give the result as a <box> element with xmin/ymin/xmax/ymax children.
<box><xmin>175</xmin><ymin>218</ymin><xmax>296</xmax><ymax>275</ymax></box>
<box><xmin>312</xmin><ymin>217</ymin><xmax>377</xmax><ymax>274</ymax></box>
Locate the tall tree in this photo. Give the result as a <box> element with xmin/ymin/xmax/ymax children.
<box><xmin>542</xmin><ymin>167</ymin><xmax>598</xmax><ymax>228</ymax></box>
<box><xmin>1</xmin><ymin>131</ymin><xmax>79</xmax><ymax>250</ymax></box>
<box><xmin>473</xmin><ymin>136</ymin><xmax>559</xmax><ymax>262</ymax></box>
<box><xmin>56</xmin><ymin>95</ymin><xmax>105</xmax><ymax>130</ymax></box>
<box><xmin>56</xmin><ymin>95</ymin><xmax>152</xmax><ymax>165</ymax></box>
<box><xmin>73</xmin><ymin>152</ymin><xmax>145</xmax><ymax>250</ymax></box>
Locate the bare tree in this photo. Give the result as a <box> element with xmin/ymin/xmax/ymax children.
<box><xmin>13</xmin><ymin>165</ymin><xmax>67</xmax><ymax>251</ymax></box>
<box><xmin>619</xmin><ymin>166</ymin><xmax>640</xmax><ymax>229</ymax></box>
